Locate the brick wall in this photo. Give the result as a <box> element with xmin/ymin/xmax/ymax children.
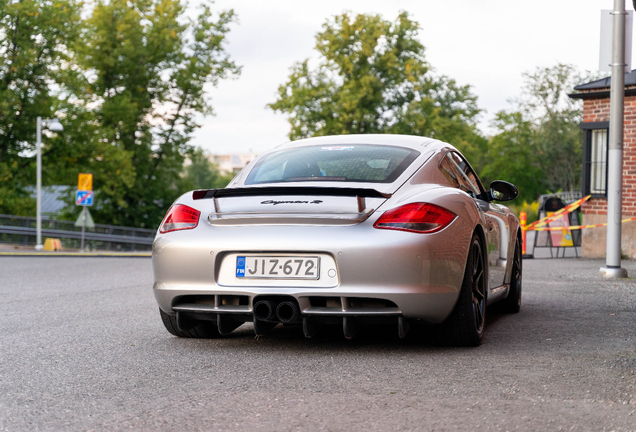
<box><xmin>582</xmin><ymin>97</ymin><xmax>611</xmax><ymax>123</ymax></box>
<box><xmin>580</xmin><ymin>94</ymin><xmax>636</xmax><ymax>217</ymax></box>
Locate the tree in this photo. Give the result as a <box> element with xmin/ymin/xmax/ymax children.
<box><xmin>516</xmin><ymin>64</ymin><xmax>590</xmax><ymax>194</ymax></box>
<box><xmin>485</xmin><ymin>64</ymin><xmax>594</xmax><ymax>201</ymax></box>
<box><xmin>55</xmin><ymin>0</ymin><xmax>240</xmax><ymax>227</ymax></box>
<box><xmin>268</xmin><ymin>12</ymin><xmax>484</xmax><ymax>168</ymax></box>
<box><xmin>0</xmin><ymin>0</ymin><xmax>82</xmax><ymax>215</ymax></box>
<box><xmin>183</xmin><ymin>148</ymin><xmax>234</xmax><ymax>190</ymax></box>
<box><xmin>0</xmin><ymin>0</ymin><xmax>239</xmax><ymax>227</ymax></box>
<box><xmin>481</xmin><ymin>112</ymin><xmax>544</xmax><ymax>202</ymax></box>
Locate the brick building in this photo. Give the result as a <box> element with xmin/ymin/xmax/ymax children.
<box><xmin>569</xmin><ymin>71</ymin><xmax>636</xmax><ymax>258</ymax></box>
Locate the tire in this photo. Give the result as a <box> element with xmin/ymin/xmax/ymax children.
<box><xmin>159</xmin><ymin>308</ymin><xmax>222</xmax><ymax>338</ymax></box>
<box><xmin>501</xmin><ymin>238</ymin><xmax>522</xmax><ymax>313</ymax></box>
<box><xmin>434</xmin><ymin>232</ymin><xmax>487</xmax><ymax>347</ymax></box>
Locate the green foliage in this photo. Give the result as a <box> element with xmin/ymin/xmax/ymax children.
<box><xmin>481</xmin><ymin>112</ymin><xmax>544</xmax><ymax>202</ymax></box>
<box><xmin>507</xmin><ymin>200</ymin><xmax>540</xmax><ymax>224</ymax></box>
<box><xmin>0</xmin><ymin>160</ymin><xmax>35</xmax><ymax>215</ymax></box>
<box><xmin>485</xmin><ymin>64</ymin><xmax>593</xmax><ymax>201</ymax></box>
<box><xmin>517</xmin><ymin>64</ymin><xmax>590</xmax><ymax>193</ymax></box>
<box><xmin>0</xmin><ymin>0</ymin><xmax>238</xmax><ymax>226</ymax></box>
<box><xmin>268</xmin><ymin>12</ymin><xmax>484</xmax><ymax>169</ymax></box>
<box><xmin>0</xmin><ymin>0</ymin><xmax>82</xmax><ymax>215</ymax></box>
<box><xmin>183</xmin><ymin>148</ymin><xmax>234</xmax><ymax>190</ymax></box>
<box><xmin>65</xmin><ymin>0</ymin><xmax>240</xmax><ymax>228</ymax></box>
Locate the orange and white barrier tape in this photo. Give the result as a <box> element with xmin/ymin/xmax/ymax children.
<box><xmin>531</xmin><ymin>215</ymin><xmax>636</xmax><ymax>231</ymax></box>
<box><xmin>525</xmin><ymin>195</ymin><xmax>591</xmax><ymax>230</ymax></box>
<box><xmin>521</xmin><ymin>195</ymin><xmax>636</xmax><ymax>233</ymax></box>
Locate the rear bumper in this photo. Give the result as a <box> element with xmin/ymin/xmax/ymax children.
<box><xmin>154</xmin><ymin>283</ymin><xmax>458</xmax><ymax>323</ymax></box>
<box><xmin>152</xmin><ymin>216</ymin><xmax>474</xmax><ymax>324</ymax></box>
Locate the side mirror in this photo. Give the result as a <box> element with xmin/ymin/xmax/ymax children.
<box><xmin>488</xmin><ymin>180</ymin><xmax>519</xmax><ymax>202</ymax></box>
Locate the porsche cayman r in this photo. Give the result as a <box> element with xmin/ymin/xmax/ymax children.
<box><xmin>152</xmin><ymin>134</ymin><xmax>522</xmax><ymax>346</ymax></box>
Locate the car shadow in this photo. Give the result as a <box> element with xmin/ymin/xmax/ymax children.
<box><xmin>172</xmin><ymin>308</ymin><xmax>522</xmax><ymax>353</ymax></box>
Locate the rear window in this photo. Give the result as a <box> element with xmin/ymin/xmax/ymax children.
<box><xmin>245</xmin><ymin>144</ymin><xmax>420</xmax><ymax>185</ymax></box>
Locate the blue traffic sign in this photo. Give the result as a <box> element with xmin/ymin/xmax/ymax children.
<box><xmin>76</xmin><ymin>190</ymin><xmax>94</xmax><ymax>206</ymax></box>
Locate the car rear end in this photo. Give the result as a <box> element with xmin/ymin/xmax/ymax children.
<box><xmin>152</xmin><ymin>136</ymin><xmax>474</xmax><ymax>338</ymax></box>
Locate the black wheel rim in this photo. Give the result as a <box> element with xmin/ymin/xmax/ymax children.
<box><xmin>471</xmin><ymin>240</ymin><xmax>486</xmax><ymax>332</ymax></box>
<box><xmin>513</xmin><ymin>242</ymin><xmax>522</xmax><ymax>305</ymax></box>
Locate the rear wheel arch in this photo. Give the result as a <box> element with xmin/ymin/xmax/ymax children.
<box><xmin>434</xmin><ymin>230</ymin><xmax>487</xmax><ymax>346</ymax></box>
<box><xmin>447</xmin><ymin>224</ymin><xmax>488</xmax><ymax>316</ymax></box>
<box><xmin>455</xmin><ymin>224</ymin><xmax>489</xmax><ymax>306</ymax></box>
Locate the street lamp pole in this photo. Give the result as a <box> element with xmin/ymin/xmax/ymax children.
<box><xmin>35</xmin><ymin>116</ymin><xmax>63</xmax><ymax>251</ymax></box>
<box><xmin>35</xmin><ymin>117</ymin><xmax>43</xmax><ymax>251</ymax></box>
<box><xmin>601</xmin><ymin>0</ymin><xmax>629</xmax><ymax>278</ymax></box>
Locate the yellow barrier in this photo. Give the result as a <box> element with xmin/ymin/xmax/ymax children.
<box><xmin>526</xmin><ymin>195</ymin><xmax>591</xmax><ymax>230</ymax></box>
<box><xmin>522</xmin><ymin>195</ymin><xmax>636</xmax><ymax>232</ymax></box>
<box><xmin>43</xmin><ymin>238</ymin><xmax>63</xmax><ymax>251</ymax></box>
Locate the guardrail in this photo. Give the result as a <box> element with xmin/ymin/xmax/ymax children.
<box><xmin>0</xmin><ymin>214</ymin><xmax>156</xmax><ymax>251</ymax></box>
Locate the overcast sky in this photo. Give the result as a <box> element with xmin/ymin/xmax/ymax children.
<box><xmin>190</xmin><ymin>0</ymin><xmax>631</xmax><ymax>155</ymax></box>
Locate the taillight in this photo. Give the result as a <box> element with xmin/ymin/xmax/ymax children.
<box><xmin>373</xmin><ymin>203</ymin><xmax>456</xmax><ymax>233</ymax></box>
<box><xmin>159</xmin><ymin>204</ymin><xmax>201</xmax><ymax>234</ymax></box>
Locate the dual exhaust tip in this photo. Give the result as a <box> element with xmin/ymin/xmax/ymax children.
<box><xmin>253</xmin><ymin>299</ymin><xmax>300</xmax><ymax>323</ymax></box>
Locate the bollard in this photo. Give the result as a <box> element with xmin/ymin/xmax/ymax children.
<box><xmin>520</xmin><ymin>212</ymin><xmax>527</xmax><ymax>256</ymax></box>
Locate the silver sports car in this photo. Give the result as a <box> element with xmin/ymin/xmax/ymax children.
<box><xmin>153</xmin><ymin>134</ymin><xmax>522</xmax><ymax>346</ymax></box>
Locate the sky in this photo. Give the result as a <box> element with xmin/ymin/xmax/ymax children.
<box><xmin>190</xmin><ymin>0</ymin><xmax>631</xmax><ymax>155</ymax></box>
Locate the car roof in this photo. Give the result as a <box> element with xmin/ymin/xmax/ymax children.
<box><xmin>273</xmin><ymin>134</ymin><xmax>443</xmax><ymax>151</ymax></box>
<box><xmin>228</xmin><ymin>135</ymin><xmax>458</xmax><ymax>195</ymax></box>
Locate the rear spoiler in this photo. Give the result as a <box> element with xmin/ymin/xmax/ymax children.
<box><xmin>192</xmin><ymin>186</ymin><xmax>391</xmax><ymax>200</ymax></box>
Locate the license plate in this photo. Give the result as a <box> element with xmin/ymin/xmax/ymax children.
<box><xmin>236</xmin><ymin>256</ymin><xmax>320</xmax><ymax>280</ymax></box>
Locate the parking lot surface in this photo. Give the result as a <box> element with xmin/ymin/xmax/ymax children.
<box><xmin>1</xmin><ymin>256</ymin><xmax>635</xmax><ymax>431</ymax></box>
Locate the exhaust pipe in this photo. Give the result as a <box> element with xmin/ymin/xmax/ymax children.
<box><xmin>276</xmin><ymin>301</ymin><xmax>300</xmax><ymax>323</ymax></box>
<box><xmin>253</xmin><ymin>300</ymin><xmax>275</xmax><ymax>321</ymax></box>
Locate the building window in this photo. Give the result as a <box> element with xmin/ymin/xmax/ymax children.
<box><xmin>581</xmin><ymin>121</ymin><xmax>609</xmax><ymax>197</ymax></box>
<box><xmin>590</xmin><ymin>129</ymin><xmax>608</xmax><ymax>194</ymax></box>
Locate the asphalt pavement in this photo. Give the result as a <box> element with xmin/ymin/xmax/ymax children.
<box><xmin>1</xmin><ymin>256</ymin><xmax>635</xmax><ymax>431</ymax></box>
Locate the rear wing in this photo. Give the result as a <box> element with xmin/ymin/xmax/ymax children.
<box><xmin>192</xmin><ymin>186</ymin><xmax>391</xmax><ymax>226</ymax></box>
<box><xmin>192</xmin><ymin>186</ymin><xmax>390</xmax><ymax>200</ymax></box>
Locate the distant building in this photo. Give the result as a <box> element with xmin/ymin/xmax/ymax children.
<box><xmin>27</xmin><ymin>185</ymin><xmax>71</xmax><ymax>219</ymax></box>
<box><xmin>209</xmin><ymin>153</ymin><xmax>259</xmax><ymax>175</ymax></box>
<box><xmin>569</xmin><ymin>70</ymin><xmax>636</xmax><ymax>258</ymax></box>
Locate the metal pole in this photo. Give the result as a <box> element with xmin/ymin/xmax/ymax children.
<box><xmin>35</xmin><ymin>116</ymin><xmax>43</xmax><ymax>251</ymax></box>
<box><xmin>81</xmin><ymin>206</ymin><xmax>86</xmax><ymax>252</ymax></box>
<box><xmin>601</xmin><ymin>0</ymin><xmax>629</xmax><ymax>278</ymax></box>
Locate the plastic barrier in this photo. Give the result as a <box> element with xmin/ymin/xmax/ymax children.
<box><xmin>43</xmin><ymin>238</ymin><xmax>63</xmax><ymax>251</ymax></box>
<box><xmin>526</xmin><ymin>195</ymin><xmax>591</xmax><ymax>230</ymax></box>
<box><xmin>521</xmin><ymin>195</ymin><xmax>636</xmax><ymax>258</ymax></box>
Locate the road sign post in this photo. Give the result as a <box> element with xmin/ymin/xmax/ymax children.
<box><xmin>76</xmin><ymin>173</ymin><xmax>94</xmax><ymax>252</ymax></box>
<box><xmin>81</xmin><ymin>206</ymin><xmax>86</xmax><ymax>251</ymax></box>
